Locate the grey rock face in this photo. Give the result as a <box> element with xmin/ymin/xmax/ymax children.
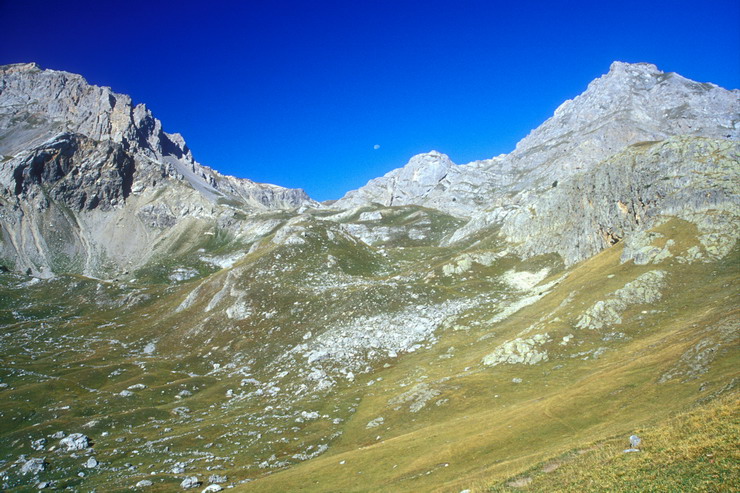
<box><xmin>337</xmin><ymin>150</ymin><xmax>455</xmax><ymax>208</ymax></box>
<box><xmin>498</xmin><ymin>137</ymin><xmax>739</xmax><ymax>264</ymax></box>
<box><xmin>0</xmin><ymin>63</ymin><xmax>318</xmax><ymax>277</ymax></box>
<box><xmin>336</xmin><ymin>150</ymin><xmax>504</xmax><ymax>216</ymax></box>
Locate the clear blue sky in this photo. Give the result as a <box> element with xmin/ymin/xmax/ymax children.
<box><xmin>1</xmin><ymin>0</ymin><xmax>738</xmax><ymax>201</ymax></box>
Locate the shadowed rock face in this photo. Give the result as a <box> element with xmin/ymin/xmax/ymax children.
<box><xmin>10</xmin><ymin>133</ymin><xmax>134</xmax><ymax>211</ymax></box>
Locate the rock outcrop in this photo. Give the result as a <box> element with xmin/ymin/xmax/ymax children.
<box><xmin>498</xmin><ymin>137</ymin><xmax>740</xmax><ymax>264</ymax></box>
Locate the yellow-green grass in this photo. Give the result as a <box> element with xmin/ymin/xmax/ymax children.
<box><xmin>489</xmin><ymin>391</ymin><xmax>739</xmax><ymax>492</ymax></box>
<box><xmin>237</xmin><ymin>222</ymin><xmax>739</xmax><ymax>492</ymax></box>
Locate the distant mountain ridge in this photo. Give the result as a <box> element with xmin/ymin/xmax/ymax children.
<box><xmin>337</xmin><ymin>62</ymin><xmax>739</xmax><ymax>216</ymax></box>
<box><xmin>0</xmin><ymin>61</ymin><xmax>737</xmax><ymax>277</ymax></box>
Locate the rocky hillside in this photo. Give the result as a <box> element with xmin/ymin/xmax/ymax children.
<box><xmin>338</xmin><ymin>62</ymin><xmax>740</xmax><ymax>262</ymax></box>
<box><xmin>0</xmin><ymin>62</ymin><xmax>737</xmax><ymax>492</ymax></box>
<box><xmin>0</xmin><ymin>63</ymin><xmax>317</xmax><ymax>277</ymax></box>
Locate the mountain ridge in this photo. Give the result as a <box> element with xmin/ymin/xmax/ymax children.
<box><xmin>0</xmin><ymin>62</ymin><xmax>318</xmax><ymax>277</ymax></box>
<box><xmin>336</xmin><ymin>61</ymin><xmax>739</xmax><ymax>216</ymax></box>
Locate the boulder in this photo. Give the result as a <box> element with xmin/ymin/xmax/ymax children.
<box><xmin>181</xmin><ymin>476</ymin><xmax>202</xmax><ymax>489</ymax></box>
<box><xmin>20</xmin><ymin>458</ymin><xmax>47</xmax><ymax>475</ymax></box>
<box><xmin>59</xmin><ymin>433</ymin><xmax>90</xmax><ymax>451</ymax></box>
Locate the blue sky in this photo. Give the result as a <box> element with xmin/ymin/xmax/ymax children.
<box><xmin>1</xmin><ymin>0</ymin><xmax>738</xmax><ymax>201</ymax></box>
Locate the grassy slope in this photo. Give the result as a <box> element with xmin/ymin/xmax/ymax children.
<box><xmin>489</xmin><ymin>392</ymin><xmax>739</xmax><ymax>492</ymax></box>
<box><xmin>0</xmin><ymin>212</ymin><xmax>737</xmax><ymax>492</ymax></box>
<box><xmin>237</xmin><ymin>221</ymin><xmax>739</xmax><ymax>492</ymax></box>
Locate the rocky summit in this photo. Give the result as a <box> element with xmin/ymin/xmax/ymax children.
<box><xmin>0</xmin><ymin>62</ymin><xmax>738</xmax><ymax>492</ymax></box>
<box><xmin>0</xmin><ymin>63</ymin><xmax>316</xmax><ymax>278</ymax></box>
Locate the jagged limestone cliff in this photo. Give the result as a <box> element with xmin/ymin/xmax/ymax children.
<box><xmin>0</xmin><ymin>63</ymin><xmax>317</xmax><ymax>276</ymax></box>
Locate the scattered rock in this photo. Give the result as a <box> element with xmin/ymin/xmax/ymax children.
<box><xmin>31</xmin><ymin>438</ymin><xmax>46</xmax><ymax>451</ymax></box>
<box><xmin>135</xmin><ymin>479</ymin><xmax>153</xmax><ymax>488</ymax></box>
<box><xmin>208</xmin><ymin>474</ymin><xmax>227</xmax><ymax>484</ymax></box>
<box><xmin>85</xmin><ymin>457</ymin><xmax>98</xmax><ymax>468</ymax></box>
<box><xmin>389</xmin><ymin>383</ymin><xmax>441</xmax><ymax>412</ymax></box>
<box><xmin>576</xmin><ymin>271</ymin><xmax>666</xmax><ymax>330</ymax></box>
<box><xmin>201</xmin><ymin>485</ymin><xmax>223</xmax><ymax>493</ymax></box>
<box><xmin>169</xmin><ymin>268</ymin><xmax>199</xmax><ymax>282</ymax></box>
<box><xmin>659</xmin><ymin>317</ymin><xmax>739</xmax><ymax>383</ymax></box>
<box><xmin>359</xmin><ymin>211</ymin><xmax>383</xmax><ymax>221</ymax></box>
<box><xmin>366</xmin><ymin>417</ymin><xmax>384</xmax><ymax>429</ymax></box>
<box><xmin>482</xmin><ymin>333</ymin><xmax>550</xmax><ymax>366</ymax></box>
<box><xmin>300</xmin><ymin>411</ymin><xmax>320</xmax><ymax>420</ymax></box>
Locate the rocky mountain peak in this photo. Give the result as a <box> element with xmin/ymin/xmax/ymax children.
<box><xmin>338</xmin><ymin>62</ymin><xmax>739</xmax><ymax>216</ymax></box>
<box><xmin>0</xmin><ymin>63</ymin><xmax>181</xmax><ymax>161</ymax></box>
<box><xmin>608</xmin><ymin>60</ymin><xmax>661</xmax><ymax>76</ymax></box>
<box><xmin>335</xmin><ymin>150</ymin><xmax>455</xmax><ymax>208</ymax></box>
<box><xmin>405</xmin><ymin>150</ymin><xmax>453</xmax><ymax>174</ymax></box>
<box><xmin>0</xmin><ymin>63</ymin><xmax>316</xmax><ymax>210</ymax></box>
<box><xmin>0</xmin><ymin>63</ymin><xmax>318</xmax><ymax>277</ymax></box>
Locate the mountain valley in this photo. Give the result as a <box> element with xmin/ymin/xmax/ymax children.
<box><xmin>0</xmin><ymin>61</ymin><xmax>738</xmax><ymax>492</ymax></box>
